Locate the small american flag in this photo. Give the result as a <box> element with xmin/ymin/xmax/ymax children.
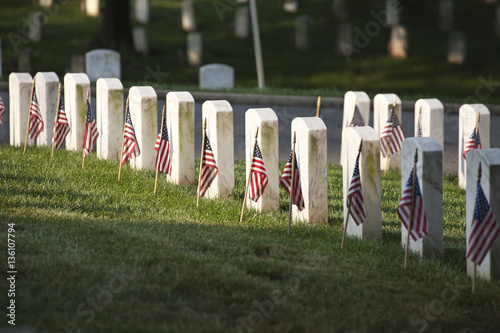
<box><xmin>280</xmin><ymin>151</ymin><xmax>305</xmax><ymax>211</ymax></box>
<box><xmin>154</xmin><ymin>115</ymin><xmax>171</xmax><ymax>175</ymax></box>
<box><xmin>463</xmin><ymin>126</ymin><xmax>482</xmax><ymax>160</ymax></box>
<box><xmin>397</xmin><ymin>168</ymin><xmax>429</xmax><ymax>241</ymax></box>
<box><xmin>121</xmin><ymin>105</ymin><xmax>141</xmax><ymax>166</ymax></box>
<box><xmin>28</xmin><ymin>84</ymin><xmax>44</xmax><ymax>141</ymax></box>
<box><xmin>349</xmin><ymin>105</ymin><xmax>365</xmax><ymax>127</ymax></box>
<box><xmin>380</xmin><ymin>107</ymin><xmax>405</xmax><ymax>157</ymax></box>
<box><xmin>52</xmin><ymin>95</ymin><xmax>70</xmax><ymax>150</ymax></box>
<box><xmin>466</xmin><ymin>179</ymin><xmax>500</xmax><ymax>265</ymax></box>
<box><xmin>198</xmin><ymin>135</ymin><xmax>218</xmax><ymax>197</ymax></box>
<box><xmin>82</xmin><ymin>97</ymin><xmax>99</xmax><ymax>158</ymax></box>
<box><xmin>0</xmin><ymin>96</ymin><xmax>5</xmax><ymax>124</ymax></box>
<box><xmin>347</xmin><ymin>153</ymin><xmax>365</xmax><ymax>225</ymax></box>
<box><xmin>248</xmin><ymin>142</ymin><xmax>268</xmax><ymax>202</ymax></box>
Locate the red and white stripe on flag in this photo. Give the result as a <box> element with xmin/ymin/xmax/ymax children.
<box><xmin>121</xmin><ymin>107</ymin><xmax>141</xmax><ymax>166</ymax></box>
<box><xmin>248</xmin><ymin>142</ymin><xmax>268</xmax><ymax>202</ymax></box>
<box><xmin>380</xmin><ymin>109</ymin><xmax>405</xmax><ymax>157</ymax></box>
<box><xmin>347</xmin><ymin>154</ymin><xmax>366</xmax><ymax>225</ymax></box>
<box><xmin>83</xmin><ymin>99</ymin><xmax>99</xmax><ymax>158</ymax></box>
<box><xmin>28</xmin><ymin>86</ymin><xmax>44</xmax><ymax>141</ymax></box>
<box><xmin>198</xmin><ymin>135</ymin><xmax>218</xmax><ymax>197</ymax></box>
<box><xmin>280</xmin><ymin>151</ymin><xmax>305</xmax><ymax>211</ymax></box>
<box><xmin>0</xmin><ymin>96</ymin><xmax>5</xmax><ymax>124</ymax></box>
<box><xmin>52</xmin><ymin>96</ymin><xmax>70</xmax><ymax>150</ymax></box>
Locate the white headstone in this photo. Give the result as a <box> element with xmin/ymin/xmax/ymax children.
<box><xmin>64</xmin><ymin>73</ymin><xmax>90</xmax><ymax>151</ymax></box>
<box><xmin>96</xmin><ymin>78</ymin><xmax>123</xmax><ymax>161</ymax></box>
<box><xmin>245</xmin><ymin>108</ymin><xmax>279</xmax><ymax>212</ymax></box>
<box><xmin>34</xmin><ymin>72</ymin><xmax>59</xmax><ymax>147</ymax></box>
<box><xmin>291</xmin><ymin>117</ymin><xmax>328</xmax><ymax>224</ymax></box>
<box><xmin>342</xmin><ymin>126</ymin><xmax>382</xmax><ymax>240</ymax></box>
<box><xmin>166</xmin><ymin>91</ymin><xmax>195</xmax><ymax>186</ymax></box>
<box><xmin>337</xmin><ymin>22</ymin><xmax>353</xmax><ymax>54</ymax></box>
<box><xmin>414</xmin><ymin>99</ymin><xmax>444</xmax><ymax>149</ymax></box>
<box><xmin>9</xmin><ymin>73</ymin><xmax>33</xmax><ymax>147</ymax></box>
<box><xmin>401</xmin><ymin>137</ymin><xmax>444</xmax><ymax>259</ymax></box>
<box><xmin>128</xmin><ymin>86</ymin><xmax>157</xmax><ymax>171</ymax></box>
<box><xmin>18</xmin><ymin>48</ymin><xmax>32</xmax><ymax>73</ymax></box>
<box><xmin>134</xmin><ymin>0</ymin><xmax>150</xmax><ymax>24</ymax></box>
<box><xmin>27</xmin><ymin>11</ymin><xmax>44</xmax><ymax>43</ymax></box>
<box><xmin>283</xmin><ymin>0</ymin><xmax>298</xmax><ymax>13</ymax></box>
<box><xmin>201</xmin><ymin>100</ymin><xmax>234</xmax><ymax>198</ymax></box>
<box><xmin>85</xmin><ymin>49</ymin><xmax>121</xmax><ymax>82</ymax></box>
<box><xmin>386</xmin><ymin>0</ymin><xmax>400</xmax><ymax>26</ymax></box>
<box><xmin>466</xmin><ymin>149</ymin><xmax>500</xmax><ymax>281</ymax></box>
<box><xmin>199</xmin><ymin>64</ymin><xmax>234</xmax><ymax>90</ymax></box>
<box><xmin>86</xmin><ymin>0</ymin><xmax>100</xmax><ymax>17</ymax></box>
<box><xmin>459</xmin><ymin>104</ymin><xmax>490</xmax><ymax>189</ymax></box>
<box><xmin>448</xmin><ymin>31</ymin><xmax>466</xmax><ymax>65</ymax></box>
<box><xmin>340</xmin><ymin>91</ymin><xmax>370</xmax><ymax>165</ymax></box>
<box><xmin>187</xmin><ymin>32</ymin><xmax>203</xmax><ymax>67</ymax></box>
<box><xmin>133</xmin><ymin>27</ymin><xmax>149</xmax><ymax>56</ymax></box>
<box><xmin>181</xmin><ymin>0</ymin><xmax>197</xmax><ymax>32</ymax></box>
<box><xmin>295</xmin><ymin>15</ymin><xmax>309</xmax><ymax>51</ymax></box>
<box><xmin>389</xmin><ymin>25</ymin><xmax>407</xmax><ymax>59</ymax></box>
<box><xmin>439</xmin><ymin>0</ymin><xmax>454</xmax><ymax>32</ymax></box>
<box><xmin>39</xmin><ymin>0</ymin><xmax>53</xmax><ymax>7</ymax></box>
<box><xmin>235</xmin><ymin>6</ymin><xmax>250</xmax><ymax>39</ymax></box>
<box><xmin>70</xmin><ymin>56</ymin><xmax>85</xmax><ymax>73</ymax></box>
<box><xmin>373</xmin><ymin>93</ymin><xmax>402</xmax><ymax>171</ymax></box>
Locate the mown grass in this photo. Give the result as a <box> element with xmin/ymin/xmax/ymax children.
<box><xmin>0</xmin><ymin>145</ymin><xmax>499</xmax><ymax>332</ymax></box>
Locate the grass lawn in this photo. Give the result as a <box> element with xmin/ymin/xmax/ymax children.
<box><xmin>1</xmin><ymin>145</ymin><xmax>500</xmax><ymax>332</ymax></box>
<box><xmin>1</xmin><ymin>0</ymin><xmax>500</xmax><ymax>103</ymax></box>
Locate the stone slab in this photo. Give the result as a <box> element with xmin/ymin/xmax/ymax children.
<box><xmin>86</xmin><ymin>0</ymin><xmax>99</xmax><ymax>17</ymax></box>
<box><xmin>96</xmin><ymin>78</ymin><xmax>123</xmax><ymax>161</ymax></box>
<box><xmin>133</xmin><ymin>27</ymin><xmax>149</xmax><ymax>56</ymax></box>
<box><xmin>134</xmin><ymin>0</ymin><xmax>149</xmax><ymax>24</ymax></box>
<box><xmin>448</xmin><ymin>31</ymin><xmax>466</xmax><ymax>65</ymax></box>
<box><xmin>187</xmin><ymin>32</ymin><xmax>203</xmax><ymax>67</ymax></box>
<box><xmin>9</xmin><ymin>73</ymin><xmax>33</xmax><ymax>147</ymax></box>
<box><xmin>199</xmin><ymin>64</ymin><xmax>234</xmax><ymax>90</ymax></box>
<box><xmin>295</xmin><ymin>15</ymin><xmax>309</xmax><ymax>51</ymax></box>
<box><xmin>389</xmin><ymin>25</ymin><xmax>407</xmax><ymax>59</ymax></box>
<box><xmin>85</xmin><ymin>49</ymin><xmax>121</xmax><ymax>82</ymax></box>
<box><xmin>34</xmin><ymin>72</ymin><xmax>59</xmax><ymax>147</ymax></box>
<box><xmin>235</xmin><ymin>6</ymin><xmax>250</xmax><ymax>39</ymax></box>
<box><xmin>181</xmin><ymin>0</ymin><xmax>197</xmax><ymax>31</ymax></box>
<box><xmin>64</xmin><ymin>73</ymin><xmax>90</xmax><ymax>151</ymax></box>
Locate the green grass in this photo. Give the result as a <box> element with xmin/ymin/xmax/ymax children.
<box><xmin>1</xmin><ymin>0</ymin><xmax>500</xmax><ymax>104</ymax></box>
<box><xmin>1</xmin><ymin>145</ymin><xmax>499</xmax><ymax>332</ymax></box>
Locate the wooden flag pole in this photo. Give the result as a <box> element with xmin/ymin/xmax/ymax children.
<box><xmin>82</xmin><ymin>89</ymin><xmax>90</xmax><ymax>169</ymax></box>
<box><xmin>51</xmin><ymin>82</ymin><xmax>62</xmax><ymax>159</ymax></box>
<box><xmin>341</xmin><ymin>140</ymin><xmax>363</xmax><ymax>249</ymax></box>
<box><xmin>384</xmin><ymin>96</ymin><xmax>398</xmax><ymax>176</ymax></box>
<box><xmin>118</xmin><ymin>96</ymin><xmax>130</xmax><ymax>181</ymax></box>
<box><xmin>23</xmin><ymin>79</ymin><xmax>35</xmax><ymax>154</ymax></box>
<box><xmin>288</xmin><ymin>132</ymin><xmax>297</xmax><ymax>236</ymax></box>
<box><xmin>316</xmin><ymin>96</ymin><xmax>321</xmax><ymax>117</ymax></box>
<box><xmin>154</xmin><ymin>105</ymin><xmax>166</xmax><ymax>194</ymax></box>
<box><xmin>196</xmin><ymin>119</ymin><xmax>207</xmax><ymax>207</ymax></box>
<box><xmin>472</xmin><ymin>162</ymin><xmax>482</xmax><ymax>293</ymax></box>
<box><xmin>404</xmin><ymin>149</ymin><xmax>419</xmax><ymax>269</ymax></box>
<box><xmin>240</xmin><ymin>127</ymin><xmax>260</xmax><ymax>223</ymax></box>
<box><xmin>474</xmin><ymin>113</ymin><xmax>480</xmax><ymax>150</ymax></box>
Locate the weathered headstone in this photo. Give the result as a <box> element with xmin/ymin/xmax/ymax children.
<box><xmin>283</xmin><ymin>0</ymin><xmax>298</xmax><ymax>13</ymax></box>
<box><xmin>295</xmin><ymin>15</ymin><xmax>309</xmax><ymax>51</ymax></box>
<box><xmin>337</xmin><ymin>22</ymin><xmax>352</xmax><ymax>54</ymax></box>
<box><xmin>9</xmin><ymin>73</ymin><xmax>33</xmax><ymax>147</ymax></box>
<box><xmin>459</xmin><ymin>104</ymin><xmax>490</xmax><ymax>189</ymax></box>
<box><xmin>386</xmin><ymin>0</ymin><xmax>400</xmax><ymax>26</ymax></box>
<box><xmin>34</xmin><ymin>72</ymin><xmax>59</xmax><ymax>147</ymax></box>
<box><xmin>401</xmin><ymin>137</ymin><xmax>444</xmax><ymax>259</ymax></box>
<box><xmin>332</xmin><ymin>0</ymin><xmax>348</xmax><ymax>22</ymax></box>
<box><xmin>86</xmin><ymin>0</ymin><xmax>100</xmax><ymax>17</ymax></box>
<box><xmin>235</xmin><ymin>6</ymin><xmax>250</xmax><ymax>39</ymax></box>
<box><xmin>166</xmin><ymin>91</ymin><xmax>195</xmax><ymax>186</ymax></box>
<box><xmin>199</xmin><ymin>64</ymin><xmax>234</xmax><ymax>90</ymax></box>
<box><xmin>448</xmin><ymin>31</ymin><xmax>466</xmax><ymax>65</ymax></box>
<box><xmin>389</xmin><ymin>25</ymin><xmax>407</xmax><ymax>59</ymax></box>
<box><xmin>466</xmin><ymin>149</ymin><xmax>500</xmax><ymax>281</ymax></box>
<box><xmin>70</xmin><ymin>56</ymin><xmax>85</xmax><ymax>73</ymax></box>
<box><xmin>439</xmin><ymin>0</ymin><xmax>454</xmax><ymax>32</ymax></box>
<box><xmin>340</xmin><ymin>91</ymin><xmax>370</xmax><ymax>165</ymax></box>
<box><xmin>245</xmin><ymin>108</ymin><xmax>279</xmax><ymax>212</ymax></box>
<box><xmin>27</xmin><ymin>11</ymin><xmax>44</xmax><ymax>43</ymax></box>
<box><xmin>373</xmin><ymin>93</ymin><xmax>402</xmax><ymax>171</ymax></box>
<box><xmin>39</xmin><ymin>0</ymin><xmax>53</xmax><ymax>7</ymax></box>
<box><xmin>414</xmin><ymin>98</ymin><xmax>444</xmax><ymax>148</ymax></box>
<box><xmin>290</xmin><ymin>117</ymin><xmax>328</xmax><ymax>223</ymax></box>
<box><xmin>129</xmin><ymin>86</ymin><xmax>157</xmax><ymax>171</ymax></box>
<box><xmin>201</xmin><ymin>100</ymin><xmax>234</xmax><ymax>198</ymax></box>
<box><xmin>342</xmin><ymin>126</ymin><xmax>382</xmax><ymax>240</ymax></box>
<box><xmin>181</xmin><ymin>0</ymin><xmax>197</xmax><ymax>32</ymax></box>
<box><xmin>134</xmin><ymin>0</ymin><xmax>149</xmax><ymax>24</ymax></box>
<box><xmin>132</xmin><ymin>27</ymin><xmax>149</xmax><ymax>56</ymax></box>
<box><xmin>18</xmin><ymin>48</ymin><xmax>32</xmax><ymax>73</ymax></box>
<box><xmin>85</xmin><ymin>49</ymin><xmax>121</xmax><ymax>82</ymax></box>
<box><xmin>96</xmin><ymin>78</ymin><xmax>123</xmax><ymax>161</ymax></box>
<box><xmin>187</xmin><ymin>32</ymin><xmax>203</xmax><ymax>66</ymax></box>
<box><xmin>64</xmin><ymin>73</ymin><xmax>90</xmax><ymax>151</ymax></box>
